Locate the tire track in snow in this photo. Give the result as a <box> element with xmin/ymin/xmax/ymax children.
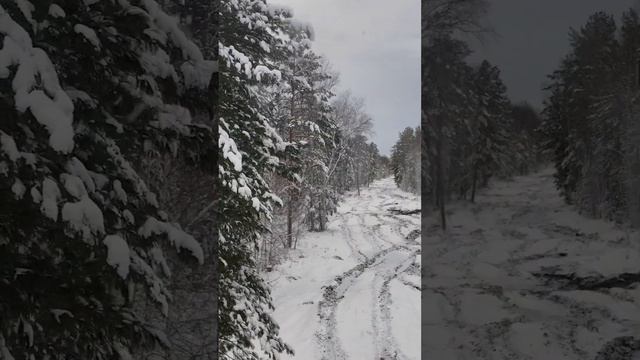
<box><xmin>421</xmin><ymin>168</ymin><xmax>640</xmax><ymax>360</ymax></box>
<box><xmin>271</xmin><ymin>178</ymin><xmax>420</xmax><ymax>360</ymax></box>
<box><xmin>338</xmin><ymin>215</ymin><xmax>369</xmax><ymax>261</ymax></box>
<box><xmin>315</xmin><ymin>245</ymin><xmax>411</xmax><ymax>360</ymax></box>
<box><xmin>377</xmin><ymin>250</ymin><xmax>420</xmax><ymax>360</ymax></box>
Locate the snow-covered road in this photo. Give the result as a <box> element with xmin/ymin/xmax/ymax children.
<box><xmin>268</xmin><ymin>178</ymin><xmax>421</xmax><ymax>360</ymax></box>
<box><xmin>423</xmin><ymin>167</ymin><xmax>640</xmax><ymax>360</ymax></box>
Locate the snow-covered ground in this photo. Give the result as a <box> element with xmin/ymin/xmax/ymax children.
<box><xmin>423</xmin><ymin>167</ymin><xmax>640</xmax><ymax>360</ymax></box>
<box><xmin>267</xmin><ymin>178</ymin><xmax>421</xmax><ymax>360</ymax></box>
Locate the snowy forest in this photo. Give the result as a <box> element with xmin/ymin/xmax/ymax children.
<box><xmin>540</xmin><ymin>8</ymin><xmax>640</xmax><ymax>225</ymax></box>
<box><xmin>424</xmin><ymin>0</ymin><xmax>543</xmax><ymax>229</ymax></box>
<box><xmin>0</xmin><ymin>0</ymin><xmax>419</xmax><ymax>359</ymax></box>
<box><xmin>424</xmin><ymin>0</ymin><xmax>640</xmax><ymax>359</ymax></box>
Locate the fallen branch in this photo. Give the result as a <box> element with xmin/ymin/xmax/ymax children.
<box><xmin>532</xmin><ymin>271</ymin><xmax>640</xmax><ymax>291</ymax></box>
<box><xmin>388</xmin><ymin>208</ymin><xmax>421</xmax><ymax>215</ymax></box>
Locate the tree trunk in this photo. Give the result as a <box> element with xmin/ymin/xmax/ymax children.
<box><xmin>287</xmin><ymin>71</ymin><xmax>296</xmax><ymax>249</ymax></box>
<box><xmin>355</xmin><ymin>163</ymin><xmax>361</xmax><ymax>195</ymax></box>
<box><xmin>437</xmin><ymin>139</ymin><xmax>446</xmax><ymax>230</ymax></box>
<box><xmin>471</xmin><ymin>165</ymin><xmax>478</xmax><ymax>203</ymax></box>
<box><xmin>287</xmin><ymin>200</ymin><xmax>293</xmax><ymax>248</ymax></box>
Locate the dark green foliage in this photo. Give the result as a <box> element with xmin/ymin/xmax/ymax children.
<box><xmin>540</xmin><ymin>9</ymin><xmax>640</xmax><ymax>222</ymax></box>
<box><xmin>0</xmin><ymin>1</ymin><xmax>212</xmax><ymax>358</ymax></box>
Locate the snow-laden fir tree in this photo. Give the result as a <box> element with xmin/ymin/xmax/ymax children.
<box><xmin>540</xmin><ymin>8</ymin><xmax>640</xmax><ymax>224</ymax></box>
<box><xmin>468</xmin><ymin>60</ymin><xmax>511</xmax><ymax>202</ymax></box>
<box><xmin>0</xmin><ymin>0</ymin><xmax>215</xmax><ymax>358</ymax></box>
<box><xmin>263</xmin><ymin>17</ymin><xmax>338</xmax><ymax>245</ymax></box>
<box><xmin>218</xmin><ymin>0</ymin><xmax>295</xmax><ymax>358</ymax></box>
<box><xmin>423</xmin><ymin>2</ymin><xmax>531</xmax><ymax>227</ymax></box>
<box><xmin>509</xmin><ymin>102</ymin><xmax>543</xmax><ymax>175</ymax></box>
<box><xmin>391</xmin><ymin>127</ymin><xmax>421</xmax><ymax>194</ymax></box>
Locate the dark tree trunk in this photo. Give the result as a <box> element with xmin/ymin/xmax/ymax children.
<box><xmin>471</xmin><ymin>165</ymin><xmax>478</xmax><ymax>203</ymax></box>
<box><xmin>436</xmin><ymin>137</ymin><xmax>446</xmax><ymax>230</ymax></box>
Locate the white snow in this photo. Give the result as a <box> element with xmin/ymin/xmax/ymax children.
<box><xmin>251</xmin><ymin>197</ymin><xmax>261</xmax><ymax>211</ymax></box>
<box><xmin>219</xmin><ymin>126</ymin><xmax>243</xmax><ymax>171</ymax></box>
<box><xmin>113</xmin><ymin>341</ymin><xmax>133</xmax><ymax>360</ymax></box>
<box><xmin>60</xmin><ymin>173</ymin><xmax>88</xmax><ymax>199</ymax></box>
<box><xmin>74</xmin><ymin>24</ymin><xmax>101</xmax><ymax>49</ymax></box>
<box><xmin>389</xmin><ymin>279</ymin><xmax>421</xmax><ymax>359</ymax></box>
<box><xmin>254</xmin><ymin>64</ymin><xmax>281</xmax><ymax>82</ymax></box>
<box><xmin>138</xmin><ymin>217</ymin><xmax>204</xmax><ymax>264</ymax></box>
<box><xmin>509</xmin><ymin>322</ymin><xmax>571</xmax><ymax>359</ymax></box>
<box><xmin>30</xmin><ymin>186</ymin><xmax>41</xmax><ymax>203</ymax></box>
<box><xmin>180</xmin><ymin>60</ymin><xmax>217</xmax><ymax>89</ymax></box>
<box><xmin>103</xmin><ymin>234</ymin><xmax>130</xmax><ymax>279</ymax></box>
<box><xmin>50</xmin><ymin>309</ymin><xmax>73</xmax><ymax>323</ymax></box>
<box><xmin>11</xmin><ymin>178</ymin><xmax>25</xmax><ymax>199</ymax></box>
<box><xmin>137</xmin><ymin>0</ymin><xmax>215</xmax><ymax>88</ymax></box>
<box><xmin>267</xmin><ymin>178</ymin><xmax>420</xmax><ymax>359</ymax></box>
<box><xmin>423</xmin><ymin>167</ymin><xmax>640</xmax><ymax>359</ymax></box>
<box><xmin>48</xmin><ymin>4</ymin><xmax>66</xmax><ymax>18</ymax></box>
<box><xmin>0</xmin><ymin>335</ymin><xmax>15</xmax><ymax>360</ymax></box>
<box><xmin>459</xmin><ymin>290</ymin><xmax>515</xmax><ymax>325</ymax></box>
<box><xmin>40</xmin><ymin>178</ymin><xmax>60</xmax><ymax>220</ymax></box>
<box><xmin>61</xmin><ymin>195</ymin><xmax>105</xmax><ymax>240</ymax></box>
<box><xmin>139</xmin><ymin>48</ymin><xmax>178</xmax><ymax>80</ymax></box>
<box><xmin>122</xmin><ymin>209</ymin><xmax>134</xmax><ymax>224</ymax></box>
<box><xmin>21</xmin><ymin>320</ymin><xmax>33</xmax><ymax>346</ymax></box>
<box><xmin>153</xmin><ymin>104</ymin><xmax>192</xmax><ymax>134</ymax></box>
<box><xmin>66</xmin><ymin>157</ymin><xmax>96</xmax><ymax>193</ymax></box>
<box><xmin>113</xmin><ymin>180</ymin><xmax>128</xmax><ymax>203</ymax></box>
<box><xmin>0</xmin><ymin>5</ymin><xmax>75</xmax><ymax>153</ymax></box>
<box><xmin>15</xmin><ymin>0</ymin><xmax>34</xmax><ymax>26</ymax></box>
<box><xmin>0</xmin><ymin>131</ymin><xmax>19</xmax><ymax>161</ymax></box>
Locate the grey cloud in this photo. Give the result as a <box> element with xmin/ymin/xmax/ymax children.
<box><xmin>274</xmin><ymin>0</ymin><xmax>420</xmax><ymax>155</ymax></box>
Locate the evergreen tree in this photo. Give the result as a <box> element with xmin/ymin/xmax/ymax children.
<box><xmin>540</xmin><ymin>11</ymin><xmax>624</xmax><ymax>218</ymax></box>
<box><xmin>510</xmin><ymin>102</ymin><xmax>543</xmax><ymax>175</ymax></box>
<box><xmin>391</xmin><ymin>127</ymin><xmax>421</xmax><ymax>194</ymax></box>
<box><xmin>0</xmin><ymin>1</ymin><xmax>214</xmax><ymax>358</ymax></box>
<box><xmin>468</xmin><ymin>60</ymin><xmax>511</xmax><ymax>202</ymax></box>
<box><xmin>218</xmin><ymin>0</ymin><xmax>294</xmax><ymax>357</ymax></box>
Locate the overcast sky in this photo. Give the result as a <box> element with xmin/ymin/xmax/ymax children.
<box><xmin>468</xmin><ymin>0</ymin><xmax>638</xmax><ymax>110</ymax></box>
<box><xmin>275</xmin><ymin>0</ymin><xmax>420</xmax><ymax>155</ymax></box>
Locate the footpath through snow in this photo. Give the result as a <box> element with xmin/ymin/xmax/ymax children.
<box><xmin>267</xmin><ymin>178</ymin><xmax>421</xmax><ymax>360</ymax></box>
<box><xmin>423</xmin><ymin>167</ymin><xmax>640</xmax><ymax>360</ymax></box>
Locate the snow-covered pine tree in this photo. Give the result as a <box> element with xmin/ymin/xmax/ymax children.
<box><xmin>423</xmin><ymin>33</ymin><xmax>475</xmax><ymax>227</ymax></box>
<box><xmin>618</xmin><ymin>8</ymin><xmax>640</xmax><ymax>225</ymax></box>
<box><xmin>218</xmin><ymin>0</ymin><xmax>294</xmax><ymax>358</ymax></box>
<box><xmin>0</xmin><ymin>0</ymin><xmax>214</xmax><ymax>358</ymax></box>
<box><xmin>125</xmin><ymin>1</ymin><xmax>219</xmax><ymax>357</ymax></box>
<box><xmin>264</xmin><ymin>16</ymin><xmax>337</xmax><ymax>243</ymax></box>
<box><xmin>541</xmin><ymin>12</ymin><xmax>620</xmax><ymax>212</ymax></box>
<box><xmin>329</xmin><ymin>91</ymin><xmax>374</xmax><ymax>194</ymax></box>
<box><xmin>391</xmin><ymin>127</ymin><xmax>414</xmax><ymax>188</ymax></box>
<box><xmin>510</xmin><ymin>102</ymin><xmax>543</xmax><ymax>175</ymax></box>
<box><xmin>390</xmin><ymin>127</ymin><xmax>421</xmax><ymax>194</ymax></box>
<box><xmin>468</xmin><ymin>60</ymin><xmax>511</xmax><ymax>201</ymax></box>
